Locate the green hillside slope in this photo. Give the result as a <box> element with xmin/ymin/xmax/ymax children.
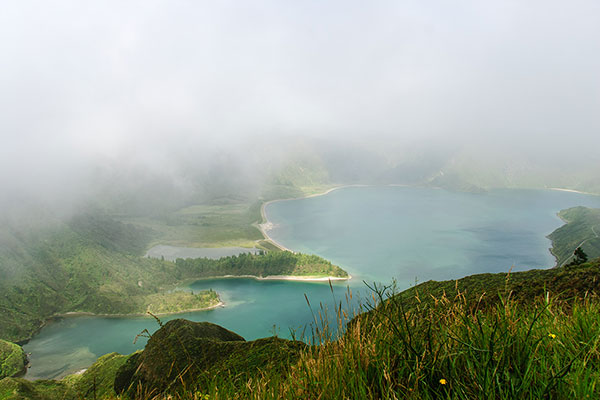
<box><xmin>548</xmin><ymin>206</ymin><xmax>600</xmax><ymax>267</ymax></box>
<box><xmin>0</xmin><ymin>213</ymin><xmax>215</xmax><ymax>342</ymax></box>
<box><xmin>3</xmin><ymin>259</ymin><xmax>598</xmax><ymax>399</ymax></box>
<box><xmin>0</xmin><ymin>210</ymin><xmax>347</xmax><ymax>343</ymax></box>
<box><xmin>0</xmin><ymin>340</ymin><xmax>27</xmax><ymax>380</ymax></box>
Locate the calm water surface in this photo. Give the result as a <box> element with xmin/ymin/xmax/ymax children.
<box><xmin>23</xmin><ymin>187</ymin><xmax>600</xmax><ymax>379</ymax></box>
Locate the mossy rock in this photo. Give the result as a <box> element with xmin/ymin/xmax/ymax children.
<box><xmin>115</xmin><ymin>319</ymin><xmax>306</xmax><ymax>397</ymax></box>
<box><xmin>0</xmin><ymin>340</ymin><xmax>27</xmax><ymax>380</ymax></box>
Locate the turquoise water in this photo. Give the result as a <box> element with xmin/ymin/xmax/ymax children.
<box><xmin>266</xmin><ymin>187</ymin><xmax>600</xmax><ymax>284</ymax></box>
<box><xmin>23</xmin><ymin>187</ymin><xmax>600</xmax><ymax>379</ymax></box>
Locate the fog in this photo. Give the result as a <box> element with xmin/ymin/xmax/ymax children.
<box><xmin>1</xmin><ymin>0</ymin><xmax>599</xmax><ymax>213</ymax></box>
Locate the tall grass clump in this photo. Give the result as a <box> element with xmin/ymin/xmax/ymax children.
<box><xmin>280</xmin><ymin>284</ymin><xmax>600</xmax><ymax>400</ymax></box>
<box><xmin>106</xmin><ymin>280</ymin><xmax>600</xmax><ymax>399</ymax></box>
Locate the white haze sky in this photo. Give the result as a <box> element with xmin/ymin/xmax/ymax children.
<box><xmin>1</xmin><ymin>0</ymin><xmax>599</xmax><ymax>202</ymax></box>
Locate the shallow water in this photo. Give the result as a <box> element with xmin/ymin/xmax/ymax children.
<box><xmin>23</xmin><ymin>187</ymin><xmax>600</xmax><ymax>379</ymax></box>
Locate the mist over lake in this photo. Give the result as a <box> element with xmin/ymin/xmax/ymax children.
<box><xmin>266</xmin><ymin>186</ymin><xmax>600</xmax><ymax>284</ymax></box>
<box><xmin>23</xmin><ymin>186</ymin><xmax>600</xmax><ymax>379</ymax></box>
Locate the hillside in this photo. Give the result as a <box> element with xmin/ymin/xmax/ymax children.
<box><xmin>175</xmin><ymin>251</ymin><xmax>348</xmax><ymax>279</ymax></box>
<box><xmin>0</xmin><ymin>213</ymin><xmax>220</xmax><ymax>343</ymax></box>
<box><xmin>388</xmin><ymin>257</ymin><xmax>600</xmax><ymax>313</ymax></box>
<box><xmin>0</xmin><ymin>209</ymin><xmax>347</xmax><ymax>343</ymax></box>
<box><xmin>0</xmin><ymin>340</ymin><xmax>27</xmax><ymax>380</ymax></box>
<box><xmin>1</xmin><ymin>259</ymin><xmax>597</xmax><ymax>399</ymax></box>
<box><xmin>548</xmin><ymin>206</ymin><xmax>600</xmax><ymax>266</ymax></box>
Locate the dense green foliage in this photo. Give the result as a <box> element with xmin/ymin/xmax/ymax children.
<box><xmin>0</xmin><ymin>214</ymin><xmax>218</xmax><ymax>342</ymax></box>
<box><xmin>0</xmin><ymin>341</ymin><xmax>27</xmax><ymax>379</ymax></box>
<box><xmin>2</xmin><ymin>260</ymin><xmax>599</xmax><ymax>399</ymax></box>
<box><xmin>548</xmin><ymin>206</ymin><xmax>600</xmax><ymax>266</ymax></box>
<box><xmin>290</xmin><ymin>283</ymin><xmax>600</xmax><ymax>399</ymax></box>
<box><xmin>0</xmin><ymin>209</ymin><xmax>345</xmax><ymax>342</ymax></box>
<box><xmin>143</xmin><ymin>290</ymin><xmax>220</xmax><ymax>314</ymax></box>
<box><xmin>5</xmin><ymin>192</ymin><xmax>599</xmax><ymax>398</ymax></box>
<box><xmin>68</xmin><ymin>212</ymin><xmax>155</xmax><ymax>256</ymax></box>
<box><xmin>0</xmin><ymin>352</ymin><xmax>133</xmax><ymax>400</ymax></box>
<box><xmin>200</xmin><ymin>260</ymin><xmax>600</xmax><ymax>399</ymax></box>
<box><xmin>119</xmin><ymin>202</ymin><xmax>264</xmax><ymax>249</ymax></box>
<box><xmin>175</xmin><ymin>251</ymin><xmax>348</xmax><ymax>278</ymax></box>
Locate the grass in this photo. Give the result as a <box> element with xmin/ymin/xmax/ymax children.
<box><xmin>91</xmin><ymin>288</ymin><xmax>600</xmax><ymax>400</ymax></box>
<box><xmin>3</xmin><ymin>260</ymin><xmax>599</xmax><ymax>399</ymax></box>
<box><xmin>282</xmin><ymin>286</ymin><xmax>600</xmax><ymax>399</ymax></box>
<box><xmin>187</xmin><ymin>264</ymin><xmax>600</xmax><ymax>399</ymax></box>
<box><xmin>119</xmin><ymin>202</ymin><xmax>264</xmax><ymax>249</ymax></box>
<box><xmin>169</xmin><ymin>261</ymin><xmax>600</xmax><ymax>399</ymax></box>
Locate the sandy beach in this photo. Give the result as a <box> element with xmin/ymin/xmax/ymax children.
<box><xmin>549</xmin><ymin>187</ymin><xmax>597</xmax><ymax>196</ymax></box>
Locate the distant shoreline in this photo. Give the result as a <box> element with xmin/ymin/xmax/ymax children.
<box><xmin>18</xmin><ymin>301</ymin><xmax>226</xmax><ymax>345</ymax></box>
<box><xmin>55</xmin><ymin>301</ymin><xmax>226</xmax><ymax>319</ymax></box>
<box><xmin>548</xmin><ymin>187</ymin><xmax>598</xmax><ymax>196</ymax></box>
<box><xmin>190</xmin><ymin>274</ymin><xmax>351</xmax><ymax>282</ymax></box>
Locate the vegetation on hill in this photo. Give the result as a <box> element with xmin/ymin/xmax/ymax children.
<box><xmin>0</xmin><ymin>209</ymin><xmax>346</xmax><ymax>343</ymax></box>
<box><xmin>0</xmin><ymin>352</ymin><xmax>133</xmax><ymax>400</ymax></box>
<box><xmin>0</xmin><ymin>340</ymin><xmax>27</xmax><ymax>380</ymax></box>
<box><xmin>67</xmin><ymin>212</ymin><xmax>155</xmax><ymax>256</ymax></box>
<box><xmin>0</xmin><ymin>320</ymin><xmax>306</xmax><ymax>400</ymax></box>
<box><xmin>2</xmin><ymin>259</ymin><xmax>597</xmax><ymax>399</ymax></box>
<box><xmin>175</xmin><ymin>251</ymin><xmax>348</xmax><ymax>279</ymax></box>
<box><xmin>548</xmin><ymin>206</ymin><xmax>600</xmax><ymax>266</ymax></box>
<box><xmin>143</xmin><ymin>290</ymin><xmax>220</xmax><ymax>314</ymax></box>
<box><xmin>427</xmin><ymin>172</ymin><xmax>487</xmax><ymax>193</ymax></box>
<box><xmin>0</xmin><ymin>216</ymin><xmax>219</xmax><ymax>342</ymax></box>
<box><xmin>205</xmin><ymin>259</ymin><xmax>600</xmax><ymax>399</ymax></box>
<box><xmin>118</xmin><ymin>201</ymin><xmax>265</xmax><ymax>249</ymax></box>
<box><xmin>113</xmin><ymin>319</ymin><xmax>306</xmax><ymax>398</ymax></box>
<box><xmin>389</xmin><ymin>257</ymin><xmax>600</xmax><ymax>313</ymax></box>
<box><xmin>295</xmin><ymin>274</ymin><xmax>600</xmax><ymax>399</ymax></box>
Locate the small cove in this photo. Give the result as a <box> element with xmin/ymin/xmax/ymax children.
<box><xmin>23</xmin><ymin>187</ymin><xmax>600</xmax><ymax>380</ymax></box>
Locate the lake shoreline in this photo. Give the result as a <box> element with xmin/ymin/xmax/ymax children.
<box><xmin>549</xmin><ymin>187</ymin><xmax>599</xmax><ymax>196</ymax></box>
<box><xmin>53</xmin><ymin>301</ymin><xmax>226</xmax><ymax>320</ymax></box>
<box><xmin>189</xmin><ymin>274</ymin><xmax>351</xmax><ymax>282</ymax></box>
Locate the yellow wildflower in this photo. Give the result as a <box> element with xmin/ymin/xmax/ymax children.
<box><xmin>439</xmin><ymin>378</ymin><xmax>447</xmax><ymax>385</ymax></box>
<box><xmin>548</xmin><ymin>333</ymin><xmax>557</xmax><ymax>339</ymax></box>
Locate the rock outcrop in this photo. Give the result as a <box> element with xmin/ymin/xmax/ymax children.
<box><xmin>114</xmin><ymin>319</ymin><xmax>306</xmax><ymax>397</ymax></box>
